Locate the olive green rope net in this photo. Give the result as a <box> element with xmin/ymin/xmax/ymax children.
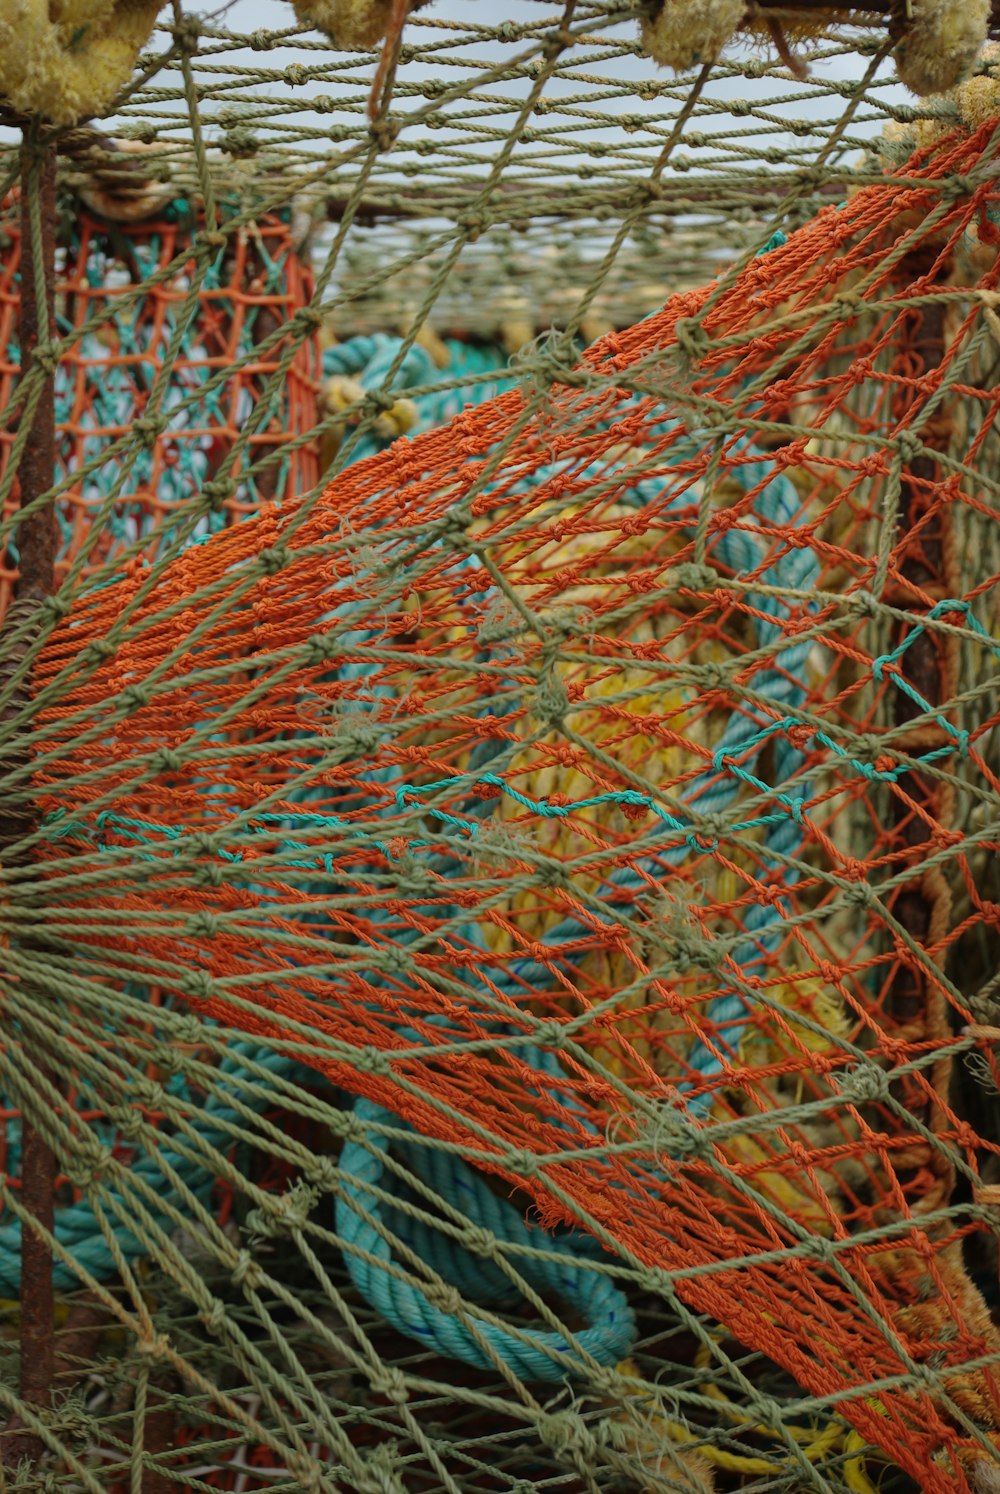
<box><xmin>0</xmin><ymin>6</ymin><xmax>998</xmax><ymax>1494</ymax></box>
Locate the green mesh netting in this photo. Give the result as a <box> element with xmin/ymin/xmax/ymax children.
<box><xmin>1</xmin><ymin>5</ymin><xmax>1000</xmax><ymax>1493</ymax></box>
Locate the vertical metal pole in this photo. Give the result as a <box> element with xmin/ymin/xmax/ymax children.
<box><xmin>884</xmin><ymin>250</ymin><xmax>955</xmax><ymax>1183</ymax></box>
<box><xmin>2</xmin><ymin>126</ymin><xmax>58</xmax><ymax>1473</ymax></box>
<box><xmin>875</xmin><ymin>236</ymin><xmax>1000</xmax><ymax>1442</ymax></box>
<box><xmin>16</xmin><ymin>136</ymin><xmax>57</xmax><ymax>600</ymax></box>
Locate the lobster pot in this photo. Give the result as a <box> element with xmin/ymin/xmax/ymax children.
<box><xmin>0</xmin><ymin>195</ymin><xmax>322</xmax><ymax>615</ymax></box>
<box><xmin>11</xmin><ymin>5</ymin><xmax>1000</xmax><ymax>1491</ymax></box>
<box><xmin>33</xmin><ymin>114</ymin><xmax>1000</xmax><ymax>1492</ymax></box>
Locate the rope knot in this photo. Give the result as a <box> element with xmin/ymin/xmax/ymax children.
<box><xmin>230</xmin><ymin>1249</ymin><xmax>264</xmax><ymax>1290</ymax></box>
<box><xmin>672</xmin><ymin>561</ymin><xmax>719</xmax><ymax>593</ymax></box>
<box><xmin>174</xmin><ymin>1014</ymin><xmax>205</xmax><ymax>1045</ymax></box>
<box><xmin>293</xmin><ymin>306</ymin><xmax>324</xmax><ymax>334</ymax></box>
<box><xmin>201</xmin><ymin>478</ymin><xmax>233</xmax><ymax>512</ymax></box>
<box><xmin>136</xmin><ymin>1331</ymin><xmax>170</xmax><ymax>1359</ymax></box>
<box><xmin>40</xmin><ymin>593</ymin><xmax>71</xmax><ymax>622</ymax></box>
<box><xmin>304</xmin><ymin>1155</ymin><xmax>340</xmax><ymax>1191</ymax></box>
<box><xmin>247</xmin><ymin>1180</ymin><xmax>318</xmax><ymax>1241</ymax></box>
<box><xmin>533</xmin><ymin>668</ymin><xmax>568</xmax><ymax>731</ymax></box>
<box><xmin>851</xmin><ymin>733</ymin><xmax>884</xmax><ymax>765</ymax></box>
<box><xmin>355</xmin><ymin>1045</ymin><xmax>391</xmax><ymax>1075</ymax></box>
<box><xmin>832</xmin><ymin>292</ymin><xmax>862</xmax><ymax>321</ymax></box>
<box><xmin>368</xmin><ymin>117</ymin><xmax>401</xmax><ymax>153</ymax></box>
<box><xmin>421</xmin><ymin>1280</ymin><xmax>464</xmax><ymax>1316</ymax></box>
<box><xmin>369</xmin><ymin>1367</ymin><xmax>409</xmax><ymax>1405</ymax></box>
<box><xmin>836</xmin><ymin>1062</ymin><xmax>889</xmax><ymax>1105</ymax></box>
<box><xmin>113</xmin><ymin>1103</ymin><xmax>148</xmax><ymax>1140</ymax></box>
<box><xmin>200</xmin><ymin>1299</ymin><xmax>228</xmax><ymax>1335</ymax></box>
<box><xmin>844</xmin><ymin>880</ymin><xmax>876</xmax><ymax>909</ymax></box>
<box><xmin>171</xmin><ymin>13</ymin><xmax>202</xmax><ymax>50</ymax></box>
<box><xmin>315</xmin><ymin>703</ymin><xmax>376</xmax><ymax>749</ymax></box>
<box><xmin>151</xmin><ymin>746</ymin><xmax>185</xmax><ymax>773</ymax></box>
<box><xmin>941</xmin><ymin>173</ymin><xmax>975</xmax><ymax>201</ymax></box>
<box><xmin>157</xmin><ymin>1045</ymin><xmax>186</xmax><ymax>1076</ymax></box>
<box><xmin>507</xmin><ymin>1148</ymin><xmax>539</xmax><ymax>1178</ymax></box>
<box><xmin>29</xmin><ymin>341</ymin><xmax>60</xmax><ymax>375</ymax></box>
<box><xmin>635</xmin><ymin>1101</ymin><xmax>703</xmax><ymax>1160</ymax></box>
<box><xmin>697</xmin><ymin>809</ymin><xmax>729</xmax><ymax>839</ymax></box>
<box><xmin>796</xmin><ymin>1234</ymin><xmax>837</xmax><ymax>1264</ymax></box>
<box><xmin>458</xmin><ymin>210</ymin><xmax>490</xmax><ymax>241</ymax></box>
<box><xmin>536</xmin><ymin>860</ymin><xmax>568</xmax><ymax>890</ymax></box>
<box><xmin>477</xmin><ymin>596</ymin><xmax>523</xmax><ymax>646</ymax></box>
<box><xmin>537</xmin><ymin>1411</ymin><xmax>592</xmax><ymax>1458</ymax></box>
<box><xmin>66</xmin><ymin>1135</ymin><xmax>113</xmax><ymax>1190</ymax></box>
<box><xmin>132</xmin><ymin>413</ymin><xmax>168</xmax><ymax>447</ymax></box>
<box><xmin>896</xmin><ymin>431</ymin><xmax>924</xmax><ymax>464</ymax></box>
<box><xmin>179</xmin><ymin>968</ymin><xmax>216</xmax><ymax>999</ymax></box>
<box><xmin>185</xmin><ymin>909</ymin><xmax>221</xmax><ymax>939</ymax></box>
<box><xmin>750</xmin><ymin>1394</ymin><xmax>785</xmax><ymax>1430</ymax></box>
<box><xmin>461</xmin><ymin>1223</ymin><xmax>498</xmax><ymax>1258</ymax></box>
<box><xmin>843</xmin><ymin>588</ymin><xmax>880</xmax><ymax>619</ymax></box>
<box><xmin>435</xmin><ymin>510</ymin><xmax>468</xmax><ymax>550</ymax></box>
<box><xmin>697</xmin><ymin>659</ymin><xmax>730</xmax><ymax>692</ymax></box>
<box><xmin>258</xmin><ymin>544</ymin><xmax>289</xmax><ymax>577</ymax></box>
<box><xmin>84</xmin><ymin>637</ymin><xmax>116</xmax><ymax>664</ymax></box>
<box><xmin>306</xmin><ymin>632</ymin><xmax>339</xmax><ymax>665</ymax></box>
<box><xmin>673</xmin><ymin>317</ymin><xmax>710</xmax><ymax>362</ymax></box>
<box><xmin>223</xmin><ymin>128</ymin><xmax>259</xmax><ymax>159</ymax></box>
<box><xmin>120</xmin><ymin>683</ymin><xmax>150</xmax><ymax>714</ymax></box>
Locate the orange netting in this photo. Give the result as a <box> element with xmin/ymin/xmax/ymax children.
<box><xmin>0</xmin><ymin>198</ymin><xmax>322</xmax><ymax>613</ymax></box>
<box><xmin>21</xmin><ymin>121</ymin><xmax>1000</xmax><ymax>1488</ymax></box>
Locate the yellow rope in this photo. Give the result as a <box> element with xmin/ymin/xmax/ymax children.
<box><xmin>615</xmin><ymin>1355</ymin><xmax>885</xmax><ymax>1489</ymax></box>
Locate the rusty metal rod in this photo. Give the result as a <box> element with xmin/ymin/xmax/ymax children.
<box><xmin>1</xmin><ymin>129</ymin><xmax>58</xmax><ymax>1476</ymax></box>
<box><xmin>16</xmin><ymin>140</ymin><xmax>57</xmax><ymax>600</ymax></box>
<box><xmin>751</xmin><ymin>0</ymin><xmax>1000</xmax><ymax>24</ymax></box>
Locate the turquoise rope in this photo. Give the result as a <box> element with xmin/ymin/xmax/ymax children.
<box><xmin>321</xmin><ymin>334</ymin><xmax>516</xmax><ymax>466</ymax></box>
<box><xmin>0</xmin><ymin>1040</ymin><xmax>313</xmax><ymax>1294</ymax></box>
<box><xmin>336</xmin><ymin>1098</ymin><xmax>634</xmax><ymax>1379</ymax></box>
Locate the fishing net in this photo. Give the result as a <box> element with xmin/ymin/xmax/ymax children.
<box><xmin>3</xmin><ymin>5</ymin><xmax>1000</xmax><ymax>1494</ymax></box>
<box><xmin>0</xmin><ymin>196</ymin><xmax>322</xmax><ymax>608</ymax></box>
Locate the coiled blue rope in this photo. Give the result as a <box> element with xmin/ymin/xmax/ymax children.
<box><xmin>337</xmin><ymin>1097</ymin><xmax>634</xmax><ymax>1379</ymax></box>
<box><xmin>0</xmin><ymin>1040</ymin><xmax>312</xmax><ymax>1294</ymax></box>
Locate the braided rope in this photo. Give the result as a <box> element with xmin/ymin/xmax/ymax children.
<box><xmin>336</xmin><ymin>1097</ymin><xmax>635</xmax><ymax>1381</ymax></box>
